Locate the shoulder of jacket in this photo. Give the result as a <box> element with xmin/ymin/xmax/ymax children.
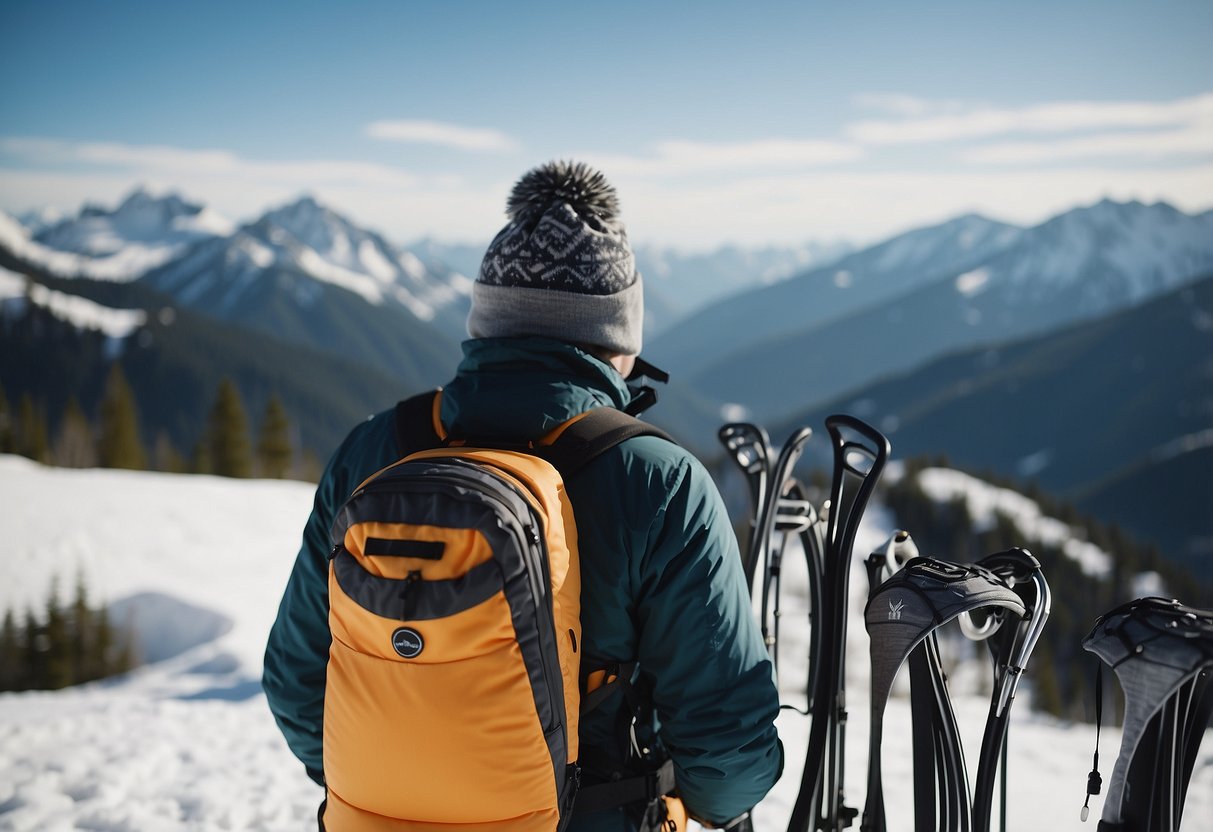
<box><xmin>579</xmin><ymin>430</ymin><xmax>706</xmax><ymax>502</ymax></box>
<box><xmin>320</xmin><ymin>407</ymin><xmax>400</xmax><ymax>496</ymax></box>
<box><xmin>344</xmin><ymin>407</ymin><xmax>399</xmax><ymax>452</ymax></box>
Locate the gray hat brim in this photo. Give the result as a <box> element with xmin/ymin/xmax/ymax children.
<box><xmin>467</xmin><ymin>278</ymin><xmax>644</xmax><ymax>356</ymax></box>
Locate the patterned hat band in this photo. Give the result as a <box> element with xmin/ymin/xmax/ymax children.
<box><xmin>467</xmin><ymin>278</ymin><xmax>644</xmax><ymax>356</ymax></box>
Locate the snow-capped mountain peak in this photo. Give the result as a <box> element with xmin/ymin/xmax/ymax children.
<box><xmin>870</xmin><ymin>212</ymin><xmax>1023</xmax><ymax>274</ymax></box>
<box><xmin>16</xmin><ymin>206</ymin><xmax>65</xmax><ymax>235</ymax></box>
<box><xmin>261</xmin><ymin>195</ymin><xmax>400</xmax><ymax>284</ymax></box>
<box><xmin>41</xmin><ymin>187</ymin><xmax>234</xmax><ymax>251</ymax></box>
<box><xmin>987</xmin><ymin>198</ymin><xmax>1213</xmax><ymax>308</ymax></box>
<box><xmin>22</xmin><ymin>188</ymin><xmax>234</xmax><ymax>281</ymax></box>
<box><xmin>263</xmin><ymin>195</ymin><xmax>344</xmax><ymax>248</ymax></box>
<box><xmin>139</xmin><ymin>196</ymin><xmax>472</xmax><ymax>334</ymax></box>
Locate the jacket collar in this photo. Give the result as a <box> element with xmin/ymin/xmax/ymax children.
<box><xmin>439</xmin><ymin>337</ymin><xmax>633</xmax><ymax>440</ymax></box>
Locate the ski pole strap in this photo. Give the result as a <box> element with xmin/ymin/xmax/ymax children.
<box><xmin>573</xmin><ymin>758</ymin><xmax>676</xmax><ymax>813</ymax></box>
<box><xmin>1081</xmin><ymin>662</ymin><xmax>1103</xmax><ymax>822</ymax></box>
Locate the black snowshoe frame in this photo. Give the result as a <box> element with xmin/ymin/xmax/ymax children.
<box><xmin>1083</xmin><ymin>597</ymin><xmax>1213</xmax><ymax>832</ymax></box>
<box><xmin>722</xmin><ymin>415</ymin><xmax>890</xmax><ymax>832</ymax></box>
<box><xmin>721</xmin><ymin>416</ymin><xmax>1054</xmax><ymax>832</ymax></box>
<box><xmin>861</xmin><ymin>553</ymin><xmax>1040</xmax><ymax>832</ymax></box>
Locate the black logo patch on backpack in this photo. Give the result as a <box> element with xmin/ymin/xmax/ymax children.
<box><xmin>390</xmin><ymin>627</ymin><xmax>424</xmax><ymax>658</ymax></box>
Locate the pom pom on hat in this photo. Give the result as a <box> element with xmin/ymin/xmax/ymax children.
<box><xmin>506</xmin><ymin>160</ymin><xmax>621</xmax><ymax>226</ymax></box>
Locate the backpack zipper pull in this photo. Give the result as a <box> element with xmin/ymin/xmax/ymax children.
<box><xmin>401</xmin><ymin>570</ymin><xmax>422</xmax><ymax>593</ymax></box>
<box><xmin>395</xmin><ymin>569</ymin><xmax>423</xmax><ymax>619</ymax></box>
<box><xmin>399</xmin><ymin>569</ymin><xmax>423</xmax><ymax>605</ymax></box>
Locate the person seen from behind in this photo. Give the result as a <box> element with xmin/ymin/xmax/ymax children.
<box><xmin>263</xmin><ymin>160</ymin><xmax>782</xmax><ymax>831</ymax></box>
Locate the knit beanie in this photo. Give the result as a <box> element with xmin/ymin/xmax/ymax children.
<box><xmin>468</xmin><ymin>160</ymin><xmax>643</xmax><ymax>356</ymax></box>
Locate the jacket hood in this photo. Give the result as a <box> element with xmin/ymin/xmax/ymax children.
<box><xmin>439</xmin><ymin>337</ymin><xmax>633</xmax><ymax>440</ymax></box>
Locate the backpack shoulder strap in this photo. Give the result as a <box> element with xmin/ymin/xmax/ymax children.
<box><xmin>394</xmin><ymin>390</ymin><xmax>445</xmax><ymax>457</ymax></box>
<box><xmin>394</xmin><ymin>391</ymin><xmax>675</xmax><ymax>472</ymax></box>
<box><xmin>539</xmin><ymin>408</ymin><xmax>676</xmax><ymax>478</ymax></box>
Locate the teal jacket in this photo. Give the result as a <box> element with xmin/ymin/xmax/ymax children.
<box><xmin>263</xmin><ymin>337</ymin><xmax>781</xmax><ymax>827</ymax></box>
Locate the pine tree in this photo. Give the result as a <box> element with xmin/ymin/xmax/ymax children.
<box><xmin>0</xmin><ymin>381</ymin><xmax>13</xmax><ymax>454</ymax></box>
<box><xmin>95</xmin><ymin>603</ymin><xmax>117</xmax><ymax>678</ymax></box>
<box><xmin>256</xmin><ymin>394</ymin><xmax>293</xmax><ymax>479</ymax></box>
<box><xmin>0</xmin><ymin>572</ymin><xmax>137</xmax><ymax>691</ymax></box>
<box><xmin>43</xmin><ymin>578</ymin><xmax>73</xmax><ymax>689</ymax></box>
<box><xmin>98</xmin><ymin>363</ymin><xmax>147</xmax><ymax>470</ymax></box>
<box><xmin>190</xmin><ymin>439</ymin><xmax>213</xmax><ymax>476</ymax></box>
<box><xmin>70</xmin><ymin>572</ymin><xmax>93</xmax><ymax>683</ymax></box>
<box><xmin>206</xmin><ymin>378</ymin><xmax>253</xmax><ymax>478</ymax></box>
<box><xmin>22</xmin><ymin>607</ymin><xmax>43</xmax><ymax>690</ymax></box>
<box><xmin>53</xmin><ymin>396</ymin><xmax>98</xmax><ymax>468</ymax></box>
<box><xmin>0</xmin><ymin>609</ymin><xmax>19</xmax><ymax>690</ymax></box>
<box><xmin>1030</xmin><ymin>640</ymin><xmax>1064</xmax><ymax>718</ymax></box>
<box><xmin>16</xmin><ymin>393</ymin><xmax>50</xmax><ymax>463</ymax></box>
<box><xmin>106</xmin><ymin>607</ymin><xmax>135</xmax><ymax>676</ymax></box>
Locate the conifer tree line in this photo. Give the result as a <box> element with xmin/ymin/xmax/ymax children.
<box><xmin>0</xmin><ymin>366</ymin><xmax>316</xmax><ymax>479</ymax></box>
<box><xmin>0</xmin><ymin>573</ymin><xmax>134</xmax><ymax>692</ymax></box>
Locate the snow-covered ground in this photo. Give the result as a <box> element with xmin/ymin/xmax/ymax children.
<box><xmin>0</xmin><ymin>455</ymin><xmax>1209</xmax><ymax>830</ymax></box>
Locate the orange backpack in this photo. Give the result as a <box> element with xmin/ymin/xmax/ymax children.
<box><xmin>322</xmin><ymin>391</ymin><xmax>675</xmax><ymax>831</ymax></box>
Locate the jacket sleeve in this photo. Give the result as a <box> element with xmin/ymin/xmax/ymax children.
<box><xmin>262</xmin><ymin>418</ymin><xmax>388</xmax><ymax>782</ymax></box>
<box><xmin>635</xmin><ymin>452</ymin><xmax>783</xmax><ymax>824</ymax></box>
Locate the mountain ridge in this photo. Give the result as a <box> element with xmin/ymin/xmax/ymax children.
<box><xmin>773</xmin><ymin>272</ymin><xmax>1213</xmax><ymax>569</ymax></box>
<box><xmin>686</xmin><ymin>199</ymin><xmax>1213</xmax><ymax>420</ymax></box>
<box><xmin>649</xmin><ymin>212</ymin><xmax>1025</xmax><ymax>378</ymax></box>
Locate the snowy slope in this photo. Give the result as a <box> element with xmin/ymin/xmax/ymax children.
<box><xmin>0</xmin><ymin>265</ymin><xmax>146</xmax><ymax>342</ymax></box>
<box><xmin>0</xmin><ymin>212</ymin><xmax>119</xmax><ymax>282</ymax></box>
<box><xmin>0</xmin><ymin>457</ymin><xmax>1209</xmax><ymax>831</ymax></box>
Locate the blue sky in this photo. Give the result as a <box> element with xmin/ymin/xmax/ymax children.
<box><xmin>1</xmin><ymin>0</ymin><xmax>1210</xmax><ymax>248</ymax></box>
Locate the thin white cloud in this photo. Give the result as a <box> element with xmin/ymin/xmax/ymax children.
<box><xmin>365</xmin><ymin>120</ymin><xmax>518</xmax><ymax>152</ymax></box>
<box><xmin>964</xmin><ymin>122</ymin><xmax>1213</xmax><ymax>164</ymax></box>
<box><xmin>610</xmin><ymin>164</ymin><xmax>1213</xmax><ymax>247</ymax></box>
<box><xmin>2</xmin><ymin>138</ymin><xmax>243</xmax><ymax>174</ymax></box>
<box><xmin>0</xmin><ymin>166</ymin><xmax>506</xmax><ymax>246</ymax></box>
<box><xmin>847</xmin><ymin>93</ymin><xmax>1213</xmax><ymax>145</ymax></box>
<box><xmin>2</xmin><ymin>136</ymin><xmax>1211</xmax><ymax>250</ymax></box>
<box><xmin>0</xmin><ymin>137</ymin><xmax>420</xmax><ymax>189</ymax></box>
<box><xmin>853</xmin><ymin>93</ymin><xmax>968</xmax><ymax>117</ymax></box>
<box><xmin>580</xmin><ymin>138</ymin><xmax>863</xmax><ymax>177</ymax></box>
